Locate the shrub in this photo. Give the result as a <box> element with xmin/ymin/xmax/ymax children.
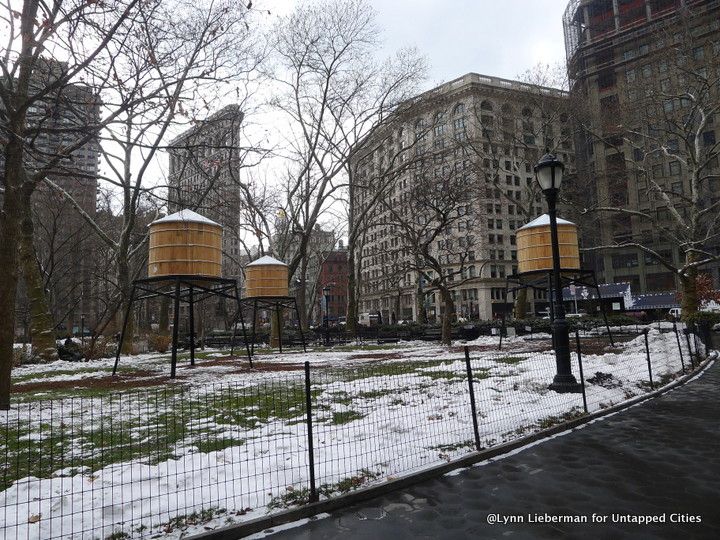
<box><xmin>82</xmin><ymin>336</ymin><xmax>115</xmax><ymax>360</ymax></box>
<box><xmin>13</xmin><ymin>346</ymin><xmax>37</xmax><ymax>366</ymax></box>
<box><xmin>148</xmin><ymin>334</ymin><xmax>172</xmax><ymax>353</ymax></box>
<box><xmin>686</xmin><ymin>311</ymin><xmax>720</xmax><ymax>326</ymax></box>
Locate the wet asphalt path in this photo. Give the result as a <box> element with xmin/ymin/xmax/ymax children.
<box><xmin>261</xmin><ymin>361</ymin><xmax>720</xmax><ymax>539</ymax></box>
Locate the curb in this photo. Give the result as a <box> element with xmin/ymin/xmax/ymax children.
<box><xmin>191</xmin><ymin>354</ymin><xmax>716</xmax><ymax>540</ymax></box>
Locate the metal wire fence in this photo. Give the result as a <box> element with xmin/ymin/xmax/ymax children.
<box><xmin>0</xmin><ymin>324</ymin><xmax>710</xmax><ymax>539</ymax></box>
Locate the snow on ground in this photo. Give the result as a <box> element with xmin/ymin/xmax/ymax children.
<box><xmin>0</xmin><ymin>326</ymin><xmax>700</xmax><ymax>539</ymax></box>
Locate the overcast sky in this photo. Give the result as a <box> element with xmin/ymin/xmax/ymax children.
<box><xmin>261</xmin><ymin>0</ymin><xmax>570</xmax><ymax>89</ymax></box>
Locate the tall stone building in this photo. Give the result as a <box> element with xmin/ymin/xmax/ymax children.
<box><xmin>1</xmin><ymin>58</ymin><xmax>100</xmax><ymax>336</ymax></box>
<box><xmin>167</xmin><ymin>105</ymin><xmax>244</xmax><ymax>280</ymax></box>
<box><xmin>351</xmin><ymin>73</ymin><xmax>575</xmax><ymax>323</ymax></box>
<box><xmin>563</xmin><ymin>0</ymin><xmax>720</xmax><ymax>291</ymax></box>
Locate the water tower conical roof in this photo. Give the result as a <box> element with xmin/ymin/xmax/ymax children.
<box><xmin>151</xmin><ymin>209</ymin><xmax>220</xmax><ymax>227</ymax></box>
<box><xmin>517</xmin><ymin>213</ymin><xmax>575</xmax><ymax>231</ymax></box>
<box><xmin>246</xmin><ymin>255</ymin><xmax>287</xmax><ymax>267</ymax></box>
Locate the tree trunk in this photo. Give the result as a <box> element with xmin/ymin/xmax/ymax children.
<box><xmin>117</xmin><ymin>258</ymin><xmax>134</xmax><ymax>354</ymax></box>
<box><xmin>440</xmin><ymin>288</ymin><xmax>455</xmax><ymax>345</ymax></box>
<box><xmin>680</xmin><ymin>263</ymin><xmax>699</xmax><ymax>320</ymax></box>
<box><xmin>270</xmin><ymin>308</ymin><xmax>281</xmax><ymax>348</ymax></box>
<box><xmin>18</xmin><ymin>214</ymin><xmax>58</xmax><ymax>362</ymax></box>
<box><xmin>346</xmin><ymin>247</ymin><xmax>359</xmax><ymax>337</ymax></box>
<box><xmin>0</xmin><ymin>145</ymin><xmax>28</xmax><ymax>409</ymax></box>
<box><xmin>415</xmin><ymin>279</ymin><xmax>427</xmax><ymax>324</ymax></box>
<box><xmin>297</xmin><ymin>259</ymin><xmax>309</xmax><ymax>331</ymax></box>
<box><xmin>514</xmin><ymin>288</ymin><xmax>529</xmax><ymax>319</ymax></box>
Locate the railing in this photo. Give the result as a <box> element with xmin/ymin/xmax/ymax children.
<box><xmin>0</xmin><ymin>325</ymin><xmax>708</xmax><ymax>539</ymax></box>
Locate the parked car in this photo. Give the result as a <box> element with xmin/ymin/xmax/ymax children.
<box><xmin>668</xmin><ymin>307</ymin><xmax>682</xmax><ymax>319</ymax></box>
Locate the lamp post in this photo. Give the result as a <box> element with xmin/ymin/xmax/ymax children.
<box><xmin>80</xmin><ymin>313</ymin><xmax>86</xmax><ymax>347</ymax></box>
<box><xmin>534</xmin><ymin>152</ymin><xmax>582</xmax><ymax>393</ymax></box>
<box><xmin>323</xmin><ymin>285</ymin><xmax>332</xmax><ymax>346</ymax></box>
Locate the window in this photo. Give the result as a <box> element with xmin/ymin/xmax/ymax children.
<box><xmin>703</xmin><ymin>131</ymin><xmax>716</xmax><ymax>147</ymax></box>
<box><xmin>480</xmin><ymin>100</ymin><xmax>494</xmax><ymax>111</ymax></box>
<box><xmin>598</xmin><ymin>70</ymin><xmax>616</xmax><ymax>90</ymax></box>
<box><xmin>671</xmin><ymin>181</ymin><xmax>683</xmax><ymax>194</ymax></box>
<box><xmin>669</xmin><ymin>161</ymin><xmax>681</xmax><ymax>175</ymax></box>
<box><xmin>626</xmin><ymin>68</ymin><xmax>636</xmax><ymax>82</ymax></box>
<box><xmin>453</xmin><ymin>102</ymin><xmax>465</xmax><ymax>115</ymax></box>
<box><xmin>693</xmin><ymin>46</ymin><xmax>705</xmax><ymax>60</ymax></box>
<box><xmin>611</xmin><ymin>253</ymin><xmax>639</xmax><ymax>269</ymax></box>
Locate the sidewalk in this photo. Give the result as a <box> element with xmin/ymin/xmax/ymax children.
<box><xmin>260</xmin><ymin>361</ymin><xmax>720</xmax><ymax>539</ymax></box>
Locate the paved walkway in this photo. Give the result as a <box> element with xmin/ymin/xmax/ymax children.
<box><xmin>262</xmin><ymin>361</ymin><xmax>720</xmax><ymax>539</ymax></box>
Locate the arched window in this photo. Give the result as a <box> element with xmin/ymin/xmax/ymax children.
<box><xmin>415</xmin><ymin>118</ymin><xmax>426</xmax><ymax>130</ymax></box>
<box><xmin>453</xmin><ymin>102</ymin><xmax>465</xmax><ymax>115</ymax></box>
<box><xmin>501</xmin><ymin>103</ymin><xmax>513</xmax><ymax>115</ymax></box>
<box><xmin>480</xmin><ymin>100</ymin><xmax>494</xmax><ymax>111</ymax></box>
<box><xmin>522</xmin><ymin>107</ymin><xmax>533</xmax><ymax>118</ymax></box>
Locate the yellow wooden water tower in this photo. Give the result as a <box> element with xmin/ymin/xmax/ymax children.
<box><xmin>516</xmin><ymin>214</ymin><xmax>580</xmax><ymax>275</ymax></box>
<box><xmin>244</xmin><ymin>255</ymin><xmax>289</xmax><ymax>297</ymax></box>
<box><xmin>148</xmin><ymin>209</ymin><xmax>222</xmax><ymax>279</ymax></box>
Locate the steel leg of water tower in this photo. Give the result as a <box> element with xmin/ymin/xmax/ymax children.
<box><xmin>170</xmin><ymin>279</ymin><xmax>181</xmax><ymax>379</ymax></box>
<box><xmin>250</xmin><ymin>299</ymin><xmax>258</xmax><ymax>357</ymax></box>
<box><xmin>277</xmin><ymin>302</ymin><xmax>283</xmax><ymax>354</ymax></box>
<box><xmin>188</xmin><ymin>284</ymin><xmax>195</xmax><ymax>366</ymax></box>
<box><xmin>294</xmin><ymin>298</ymin><xmax>307</xmax><ymax>353</ymax></box>
<box><xmin>113</xmin><ymin>284</ymin><xmax>136</xmax><ymax>376</ymax></box>
<box><xmin>499</xmin><ymin>277</ymin><xmax>510</xmax><ymax>351</ymax></box>
<box><xmin>234</xmin><ymin>287</ymin><xmax>253</xmax><ymax>366</ymax></box>
<box><xmin>593</xmin><ymin>272</ymin><xmax>614</xmax><ymax>346</ymax></box>
<box><xmin>229</xmin><ymin>306</ymin><xmax>238</xmax><ymax>357</ymax></box>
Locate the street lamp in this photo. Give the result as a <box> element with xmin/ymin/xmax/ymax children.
<box><xmin>323</xmin><ymin>285</ymin><xmax>332</xmax><ymax>346</ymax></box>
<box><xmin>535</xmin><ymin>152</ymin><xmax>582</xmax><ymax>393</ymax></box>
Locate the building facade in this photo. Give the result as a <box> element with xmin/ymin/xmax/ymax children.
<box><xmin>167</xmin><ymin>105</ymin><xmax>244</xmax><ymax>280</ymax></box>
<box><xmin>563</xmin><ymin>0</ymin><xmax>720</xmax><ymax>291</ymax></box>
<box><xmin>351</xmin><ymin>73</ymin><xmax>575</xmax><ymax>323</ymax></box>
<box><xmin>315</xmin><ymin>242</ymin><xmax>349</xmax><ymax>324</ymax></box>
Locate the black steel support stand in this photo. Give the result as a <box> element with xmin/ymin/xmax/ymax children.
<box><xmin>239</xmin><ymin>296</ymin><xmax>307</xmax><ymax>357</ymax></box>
<box><xmin>170</xmin><ymin>279</ymin><xmax>181</xmax><ymax>379</ymax></box>
<box><xmin>591</xmin><ymin>271</ymin><xmax>614</xmax><ymax>346</ymax></box>
<box><xmin>188</xmin><ymin>285</ymin><xmax>195</xmax><ymax>367</ymax></box>
<box><xmin>113</xmin><ymin>275</ymin><xmax>251</xmax><ymax>378</ymax></box>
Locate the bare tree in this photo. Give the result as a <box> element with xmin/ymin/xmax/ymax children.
<box><xmin>572</xmin><ymin>14</ymin><xmax>720</xmax><ymax>316</ymax></box>
<box><xmin>268</xmin><ymin>0</ymin><xmax>426</xmax><ymax>336</ymax></box>
<box><xmin>0</xmin><ymin>0</ymin><xmax>260</xmax><ymax>407</ymax></box>
<box><xmin>380</xmin><ymin>154</ymin><xmax>481</xmax><ymax>344</ymax></box>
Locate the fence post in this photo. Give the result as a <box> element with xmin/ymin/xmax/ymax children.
<box><xmin>304</xmin><ymin>361</ymin><xmax>319</xmax><ymax>503</ymax></box>
<box><xmin>684</xmin><ymin>327</ymin><xmax>696</xmax><ymax>369</ymax></box>
<box><xmin>464</xmin><ymin>346</ymin><xmax>482</xmax><ymax>452</ymax></box>
<box><xmin>643</xmin><ymin>329</ymin><xmax>654</xmax><ymax>390</ymax></box>
<box><xmin>672</xmin><ymin>322</ymin><xmax>685</xmax><ymax>373</ymax></box>
<box><xmin>574</xmin><ymin>330</ymin><xmax>588</xmax><ymax>414</ymax></box>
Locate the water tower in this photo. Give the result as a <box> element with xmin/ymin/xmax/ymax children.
<box><xmin>113</xmin><ymin>210</ymin><xmax>251</xmax><ymax>378</ymax></box>
<box><xmin>498</xmin><ymin>213</ymin><xmax>613</xmax><ymax>348</ymax></box>
<box><xmin>235</xmin><ymin>255</ymin><xmax>307</xmax><ymax>356</ymax></box>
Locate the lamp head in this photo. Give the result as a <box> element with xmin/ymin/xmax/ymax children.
<box><xmin>534</xmin><ymin>152</ymin><xmax>565</xmax><ymax>192</ymax></box>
